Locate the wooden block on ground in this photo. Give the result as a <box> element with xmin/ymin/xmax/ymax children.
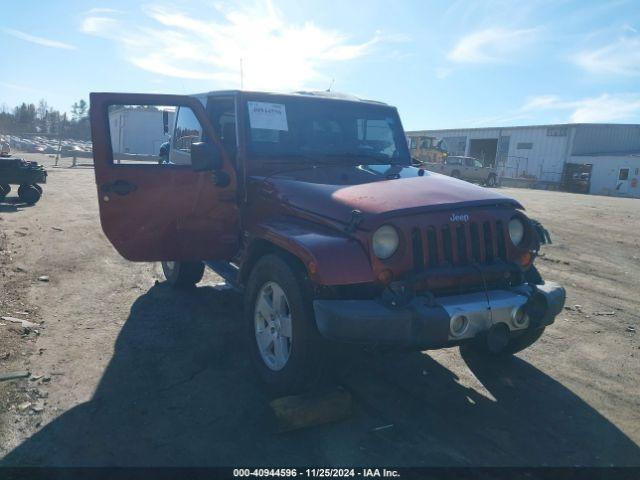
<box><xmin>270</xmin><ymin>388</ymin><xmax>352</xmax><ymax>432</ymax></box>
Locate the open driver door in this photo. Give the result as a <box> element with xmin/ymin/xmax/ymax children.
<box><xmin>90</xmin><ymin>92</ymin><xmax>239</xmax><ymax>262</ymax></box>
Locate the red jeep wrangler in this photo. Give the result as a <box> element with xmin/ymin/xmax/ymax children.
<box><xmin>90</xmin><ymin>91</ymin><xmax>565</xmax><ymax>394</ymax></box>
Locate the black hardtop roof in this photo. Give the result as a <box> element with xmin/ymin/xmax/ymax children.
<box><xmin>192</xmin><ymin>89</ymin><xmax>391</xmax><ymax>106</ymax></box>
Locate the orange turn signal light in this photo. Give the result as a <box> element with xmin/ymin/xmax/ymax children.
<box><xmin>307</xmin><ymin>261</ymin><xmax>317</xmax><ymax>275</ymax></box>
<box><xmin>518</xmin><ymin>251</ymin><xmax>533</xmax><ymax>268</ymax></box>
<box><xmin>377</xmin><ymin>269</ymin><xmax>393</xmax><ymax>285</ymax></box>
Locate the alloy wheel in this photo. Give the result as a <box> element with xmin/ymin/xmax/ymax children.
<box><xmin>254</xmin><ymin>281</ymin><xmax>293</xmax><ymax>371</ymax></box>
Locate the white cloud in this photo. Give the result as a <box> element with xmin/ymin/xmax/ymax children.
<box><xmin>467</xmin><ymin>92</ymin><xmax>640</xmax><ymax>126</ymax></box>
<box><xmin>2</xmin><ymin>28</ymin><xmax>76</xmax><ymax>50</ymax></box>
<box><xmin>79</xmin><ymin>1</ymin><xmax>392</xmax><ymax>90</ymax></box>
<box><xmin>85</xmin><ymin>7</ymin><xmax>123</xmax><ymax>15</ymax></box>
<box><xmin>466</xmin><ymin>112</ymin><xmax>531</xmax><ymax>128</ymax></box>
<box><xmin>569</xmin><ymin>95</ymin><xmax>640</xmax><ymax>122</ymax></box>
<box><xmin>574</xmin><ymin>36</ymin><xmax>640</xmax><ymax>76</ymax></box>
<box><xmin>523</xmin><ymin>93</ymin><xmax>640</xmax><ymax>122</ymax></box>
<box><xmin>447</xmin><ymin>27</ymin><xmax>538</xmax><ymax>64</ymax></box>
<box><xmin>81</xmin><ymin>16</ymin><xmax>119</xmax><ymax>35</ymax></box>
<box><xmin>521</xmin><ymin>95</ymin><xmax>563</xmax><ymax>110</ymax></box>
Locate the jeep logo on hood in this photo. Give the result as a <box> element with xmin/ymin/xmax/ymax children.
<box><xmin>450</xmin><ymin>213</ymin><xmax>470</xmax><ymax>222</ymax></box>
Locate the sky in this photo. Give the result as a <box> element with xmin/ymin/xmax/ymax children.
<box><xmin>1</xmin><ymin>0</ymin><xmax>640</xmax><ymax>130</ymax></box>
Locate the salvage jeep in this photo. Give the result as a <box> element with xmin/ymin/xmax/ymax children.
<box><xmin>90</xmin><ymin>91</ymin><xmax>565</xmax><ymax>394</ymax></box>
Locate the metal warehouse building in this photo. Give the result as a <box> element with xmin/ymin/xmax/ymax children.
<box><xmin>407</xmin><ymin>123</ymin><xmax>640</xmax><ymax>198</ymax></box>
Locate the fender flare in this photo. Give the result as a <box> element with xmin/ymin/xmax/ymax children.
<box><xmin>243</xmin><ymin>219</ymin><xmax>374</xmax><ymax>286</ymax></box>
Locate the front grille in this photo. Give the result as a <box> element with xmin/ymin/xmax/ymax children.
<box><xmin>411</xmin><ymin>228</ymin><xmax>424</xmax><ymax>272</ymax></box>
<box><xmin>412</xmin><ymin>220</ymin><xmax>508</xmax><ymax>271</ymax></box>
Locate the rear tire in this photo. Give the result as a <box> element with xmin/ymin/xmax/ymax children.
<box><xmin>17</xmin><ymin>184</ymin><xmax>41</xmax><ymax>204</ymax></box>
<box><xmin>486</xmin><ymin>174</ymin><xmax>497</xmax><ymax>187</ymax></box>
<box><xmin>0</xmin><ymin>184</ymin><xmax>10</xmax><ymax>199</ymax></box>
<box><xmin>161</xmin><ymin>261</ymin><xmax>205</xmax><ymax>288</ymax></box>
<box><xmin>32</xmin><ymin>184</ymin><xmax>43</xmax><ymax>194</ymax></box>
<box><xmin>451</xmin><ymin>170</ymin><xmax>461</xmax><ymax>179</ymax></box>
<box><xmin>245</xmin><ymin>254</ymin><xmax>325</xmax><ymax>396</ymax></box>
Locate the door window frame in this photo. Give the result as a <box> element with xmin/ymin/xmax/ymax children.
<box><xmin>100</xmin><ymin>94</ymin><xmax>213</xmax><ymax>170</ymax></box>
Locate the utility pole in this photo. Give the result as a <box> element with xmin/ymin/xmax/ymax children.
<box><xmin>240</xmin><ymin>58</ymin><xmax>244</xmax><ymax>90</ymax></box>
<box><xmin>327</xmin><ymin>78</ymin><xmax>334</xmax><ymax>92</ymax></box>
<box><xmin>55</xmin><ymin>124</ymin><xmax>63</xmax><ymax>167</ymax></box>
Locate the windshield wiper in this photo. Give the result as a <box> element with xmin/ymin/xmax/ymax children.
<box><xmin>260</xmin><ymin>153</ymin><xmax>320</xmax><ymax>164</ymax></box>
<box><xmin>318</xmin><ymin>153</ymin><xmax>404</xmax><ymax>166</ymax></box>
<box><xmin>258</xmin><ymin>152</ymin><xmax>406</xmax><ymax>167</ymax></box>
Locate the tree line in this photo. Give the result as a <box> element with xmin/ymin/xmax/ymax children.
<box><xmin>0</xmin><ymin>99</ymin><xmax>91</xmax><ymax>140</ymax></box>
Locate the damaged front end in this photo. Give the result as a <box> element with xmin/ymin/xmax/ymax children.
<box><xmin>313</xmin><ymin>210</ymin><xmax>565</xmax><ymax>351</ymax></box>
<box><xmin>313</xmin><ymin>275</ymin><xmax>565</xmax><ymax>349</ymax></box>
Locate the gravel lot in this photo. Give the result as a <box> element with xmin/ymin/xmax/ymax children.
<box><xmin>1</xmin><ymin>153</ymin><xmax>638</xmax><ymax>466</ymax></box>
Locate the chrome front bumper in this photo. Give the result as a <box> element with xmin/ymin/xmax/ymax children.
<box><xmin>440</xmin><ymin>288</ymin><xmax>532</xmax><ymax>340</ymax></box>
<box><xmin>313</xmin><ymin>282</ymin><xmax>566</xmax><ymax>348</ymax></box>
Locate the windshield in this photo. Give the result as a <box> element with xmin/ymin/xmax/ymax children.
<box><xmin>245</xmin><ymin>95</ymin><xmax>411</xmax><ymax>165</ymax></box>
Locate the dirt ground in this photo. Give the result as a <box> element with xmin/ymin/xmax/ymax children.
<box><xmin>0</xmin><ymin>153</ymin><xmax>638</xmax><ymax>466</ymax></box>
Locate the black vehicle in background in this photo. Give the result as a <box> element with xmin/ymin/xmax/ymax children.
<box><xmin>0</xmin><ymin>156</ymin><xmax>47</xmax><ymax>204</ymax></box>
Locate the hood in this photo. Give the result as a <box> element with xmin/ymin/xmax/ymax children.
<box><xmin>259</xmin><ymin>164</ymin><xmax>522</xmax><ymax>226</ymax></box>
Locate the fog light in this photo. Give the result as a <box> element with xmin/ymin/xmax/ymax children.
<box><xmin>450</xmin><ymin>315</ymin><xmax>469</xmax><ymax>337</ymax></box>
<box><xmin>512</xmin><ymin>306</ymin><xmax>529</xmax><ymax>328</ymax></box>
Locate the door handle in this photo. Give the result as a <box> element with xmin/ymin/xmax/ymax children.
<box><xmin>101</xmin><ymin>180</ymin><xmax>137</xmax><ymax>196</ymax></box>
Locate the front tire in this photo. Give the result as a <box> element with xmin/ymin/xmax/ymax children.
<box><xmin>161</xmin><ymin>261</ymin><xmax>204</xmax><ymax>288</ymax></box>
<box><xmin>451</xmin><ymin>170</ymin><xmax>461</xmax><ymax>179</ymax></box>
<box><xmin>486</xmin><ymin>174</ymin><xmax>497</xmax><ymax>187</ymax></box>
<box><xmin>0</xmin><ymin>184</ymin><xmax>10</xmax><ymax>199</ymax></box>
<box><xmin>245</xmin><ymin>254</ymin><xmax>324</xmax><ymax>395</ymax></box>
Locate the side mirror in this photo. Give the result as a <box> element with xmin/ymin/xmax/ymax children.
<box><xmin>162</xmin><ymin>111</ymin><xmax>169</xmax><ymax>134</ymax></box>
<box><xmin>191</xmin><ymin>142</ymin><xmax>223</xmax><ymax>172</ymax></box>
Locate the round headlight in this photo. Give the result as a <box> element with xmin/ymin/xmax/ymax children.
<box><xmin>508</xmin><ymin>217</ymin><xmax>525</xmax><ymax>246</ymax></box>
<box><xmin>372</xmin><ymin>225</ymin><xmax>399</xmax><ymax>259</ymax></box>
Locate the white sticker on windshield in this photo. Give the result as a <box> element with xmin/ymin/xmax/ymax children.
<box><xmin>247</xmin><ymin>101</ymin><xmax>288</xmax><ymax>131</ymax></box>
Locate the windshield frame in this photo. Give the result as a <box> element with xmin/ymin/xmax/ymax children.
<box><xmin>240</xmin><ymin>92</ymin><xmax>411</xmax><ymax>170</ymax></box>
